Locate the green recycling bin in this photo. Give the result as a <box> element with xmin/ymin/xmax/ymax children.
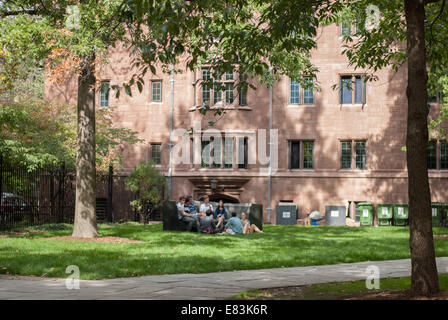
<box><xmin>377</xmin><ymin>204</ymin><xmax>393</xmax><ymax>226</ymax></box>
<box><xmin>431</xmin><ymin>203</ymin><xmax>443</xmax><ymax>227</ymax></box>
<box><xmin>393</xmin><ymin>204</ymin><xmax>409</xmax><ymax>226</ymax></box>
<box><xmin>358</xmin><ymin>202</ymin><xmax>373</xmax><ymax>226</ymax></box>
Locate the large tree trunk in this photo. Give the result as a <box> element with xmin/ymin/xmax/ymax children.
<box><xmin>72</xmin><ymin>55</ymin><xmax>98</xmax><ymax>238</ymax></box>
<box><xmin>404</xmin><ymin>0</ymin><xmax>439</xmax><ymax>296</ymax></box>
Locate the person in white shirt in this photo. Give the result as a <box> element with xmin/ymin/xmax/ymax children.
<box><xmin>199</xmin><ymin>195</ymin><xmax>213</xmax><ymax>214</ymax></box>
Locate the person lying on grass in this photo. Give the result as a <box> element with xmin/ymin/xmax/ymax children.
<box><xmin>223</xmin><ymin>212</ymin><xmax>244</xmax><ymax>235</ymax></box>
<box><xmin>241</xmin><ymin>212</ymin><xmax>263</xmax><ymax>234</ymax></box>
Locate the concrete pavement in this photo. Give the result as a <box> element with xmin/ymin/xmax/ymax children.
<box><xmin>0</xmin><ymin>258</ymin><xmax>447</xmax><ymax>299</ymax></box>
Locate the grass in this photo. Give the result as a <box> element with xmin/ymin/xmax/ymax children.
<box><xmin>230</xmin><ymin>274</ymin><xmax>448</xmax><ymax>300</ymax></box>
<box><xmin>0</xmin><ymin>223</ymin><xmax>447</xmax><ymax>280</ymax></box>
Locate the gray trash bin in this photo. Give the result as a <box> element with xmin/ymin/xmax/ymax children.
<box><xmin>325</xmin><ymin>205</ymin><xmax>346</xmax><ymax>226</ymax></box>
<box><xmin>276</xmin><ymin>203</ymin><xmax>298</xmax><ymax>225</ymax></box>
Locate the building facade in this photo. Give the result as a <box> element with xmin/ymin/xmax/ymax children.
<box><xmin>46</xmin><ymin>23</ymin><xmax>448</xmax><ymax>224</ymax></box>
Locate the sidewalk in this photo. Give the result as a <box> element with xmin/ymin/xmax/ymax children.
<box><xmin>1</xmin><ymin>258</ymin><xmax>447</xmax><ymax>300</ymax></box>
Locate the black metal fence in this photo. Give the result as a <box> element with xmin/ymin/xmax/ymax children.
<box><xmin>0</xmin><ymin>156</ymin><xmax>161</xmax><ymax>230</ymax></box>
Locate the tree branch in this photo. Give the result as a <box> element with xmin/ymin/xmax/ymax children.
<box><xmin>429</xmin><ymin>0</ymin><xmax>446</xmax><ymax>30</ymax></box>
<box><xmin>0</xmin><ymin>9</ymin><xmax>40</xmax><ymax>17</ymax></box>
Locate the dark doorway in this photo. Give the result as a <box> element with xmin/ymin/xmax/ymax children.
<box><xmin>209</xmin><ymin>193</ymin><xmax>240</xmax><ymax>203</ymax></box>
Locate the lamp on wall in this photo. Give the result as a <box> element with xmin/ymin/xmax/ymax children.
<box><xmin>210</xmin><ymin>179</ymin><xmax>217</xmax><ymax>191</ymax></box>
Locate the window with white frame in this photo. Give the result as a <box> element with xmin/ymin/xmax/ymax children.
<box><xmin>150</xmin><ymin>143</ymin><xmax>162</xmax><ymax>165</ymax></box>
<box><xmin>151</xmin><ymin>80</ymin><xmax>162</xmax><ymax>102</ymax></box>
<box><xmin>202</xmin><ymin>69</ymin><xmax>235</xmax><ymax>105</ymax></box>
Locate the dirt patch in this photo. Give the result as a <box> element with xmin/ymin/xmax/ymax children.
<box><xmin>434</xmin><ymin>235</ymin><xmax>448</xmax><ymax>239</ymax></box>
<box><xmin>45</xmin><ymin>236</ymin><xmax>146</xmax><ymax>243</ymax></box>
<box><xmin>343</xmin><ymin>289</ymin><xmax>448</xmax><ymax>300</ymax></box>
<box><xmin>247</xmin><ymin>286</ymin><xmax>448</xmax><ymax>300</ymax></box>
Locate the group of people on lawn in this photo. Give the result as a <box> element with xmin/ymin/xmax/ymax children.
<box><xmin>176</xmin><ymin>195</ymin><xmax>262</xmax><ymax>235</ymax></box>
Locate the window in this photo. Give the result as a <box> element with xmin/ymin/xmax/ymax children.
<box><xmin>441</xmin><ymin>141</ymin><xmax>448</xmax><ymax>170</ymax></box>
<box><xmin>290</xmin><ymin>79</ymin><xmax>301</xmax><ymax>104</ymax></box>
<box><xmin>355</xmin><ymin>76</ymin><xmax>363</xmax><ymax>104</ymax></box>
<box><xmin>290</xmin><ymin>77</ymin><xmax>315</xmax><ymax>105</ymax></box>
<box><xmin>225</xmin><ymin>83</ymin><xmax>234</xmax><ymax>104</ymax></box>
<box><xmin>211</xmin><ymin>137</ymin><xmax>222</xmax><ymax>168</ymax></box>
<box><xmin>303</xmin><ymin>77</ymin><xmax>314</xmax><ymax>104</ymax></box>
<box><xmin>202</xmin><ymin>69</ymin><xmax>235</xmax><ymax>105</ymax></box>
<box><xmin>201</xmin><ymin>140</ymin><xmax>210</xmax><ymax>168</ymax></box>
<box><xmin>341</xmin><ymin>22</ymin><xmax>352</xmax><ymax>36</ymax></box>
<box><xmin>150</xmin><ymin>144</ymin><xmax>161</xmax><ymax>165</ymax></box>
<box><xmin>224</xmin><ymin>138</ymin><xmax>234</xmax><ymax>168</ymax></box>
<box><xmin>355</xmin><ymin>141</ymin><xmax>366</xmax><ymax>169</ymax></box>
<box><xmin>289</xmin><ymin>141</ymin><xmax>300</xmax><ymax>169</ymax></box>
<box><xmin>341</xmin><ymin>141</ymin><xmax>352</xmax><ymax>169</ymax></box>
<box><xmin>151</xmin><ymin>80</ymin><xmax>162</xmax><ymax>102</ymax></box>
<box><xmin>100</xmin><ymin>81</ymin><xmax>110</xmax><ymax>107</ymax></box>
<box><xmin>427</xmin><ymin>140</ymin><xmax>437</xmax><ymax>170</ymax></box>
<box><xmin>303</xmin><ymin>141</ymin><xmax>314</xmax><ymax>169</ymax></box>
<box><xmin>213</xmin><ymin>83</ymin><xmax>223</xmax><ymax>104</ymax></box>
<box><xmin>340</xmin><ymin>75</ymin><xmax>366</xmax><ymax>104</ymax></box>
<box><xmin>239</xmin><ymin>74</ymin><xmax>248</xmax><ymax>106</ymax></box>
<box><xmin>342</xmin><ymin>21</ymin><xmax>363</xmax><ymax>36</ymax></box>
<box><xmin>289</xmin><ymin>140</ymin><xmax>314</xmax><ymax>169</ymax></box>
<box><xmin>341</xmin><ymin>140</ymin><xmax>367</xmax><ymax>170</ymax></box>
<box><xmin>238</xmin><ymin>137</ymin><xmax>248</xmax><ymax>169</ymax></box>
<box><xmin>202</xmin><ymin>69</ymin><xmax>211</xmax><ymax>104</ymax></box>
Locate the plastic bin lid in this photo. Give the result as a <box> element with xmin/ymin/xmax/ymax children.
<box><xmin>357</xmin><ymin>202</ymin><xmax>372</xmax><ymax>206</ymax></box>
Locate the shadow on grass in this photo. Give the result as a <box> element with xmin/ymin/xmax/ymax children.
<box><xmin>0</xmin><ymin>224</ymin><xmax>447</xmax><ymax>279</ymax></box>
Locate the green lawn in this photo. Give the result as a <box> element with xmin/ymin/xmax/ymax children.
<box><xmin>0</xmin><ymin>223</ymin><xmax>447</xmax><ymax>280</ymax></box>
<box><xmin>231</xmin><ymin>274</ymin><xmax>448</xmax><ymax>300</ymax></box>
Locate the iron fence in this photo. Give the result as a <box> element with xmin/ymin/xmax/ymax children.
<box><xmin>0</xmin><ymin>155</ymin><xmax>161</xmax><ymax>230</ymax></box>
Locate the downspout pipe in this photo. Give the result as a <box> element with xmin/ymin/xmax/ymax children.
<box><xmin>168</xmin><ymin>64</ymin><xmax>175</xmax><ymax>200</ymax></box>
<box><xmin>267</xmin><ymin>65</ymin><xmax>273</xmax><ymax>224</ymax></box>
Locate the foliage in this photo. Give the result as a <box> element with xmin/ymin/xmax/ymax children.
<box><xmin>125</xmin><ymin>162</ymin><xmax>166</xmax><ymax>212</ymax></box>
<box><xmin>0</xmin><ymin>97</ymin><xmax>75</xmax><ymax>171</ymax></box>
<box><xmin>121</xmin><ymin>1</ymin><xmax>340</xmax><ymax>102</ymax></box>
<box><xmin>0</xmin><ymin>95</ymin><xmax>142</xmax><ymax>171</ymax></box>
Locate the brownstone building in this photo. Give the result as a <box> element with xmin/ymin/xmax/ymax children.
<box><xmin>46</xmin><ymin>22</ymin><xmax>448</xmax><ymax>224</ymax></box>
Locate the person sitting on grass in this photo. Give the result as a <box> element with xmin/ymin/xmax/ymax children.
<box><xmin>177</xmin><ymin>196</ymin><xmax>200</xmax><ymax>232</ymax></box>
<box><xmin>199</xmin><ymin>209</ymin><xmax>217</xmax><ymax>234</ymax></box>
<box><xmin>241</xmin><ymin>212</ymin><xmax>263</xmax><ymax>234</ymax></box>
<box><xmin>223</xmin><ymin>212</ymin><xmax>244</xmax><ymax>235</ymax></box>
<box><xmin>214</xmin><ymin>200</ymin><xmax>228</xmax><ymax>232</ymax></box>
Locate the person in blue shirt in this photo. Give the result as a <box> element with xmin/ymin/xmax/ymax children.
<box><xmin>224</xmin><ymin>212</ymin><xmax>243</xmax><ymax>235</ymax></box>
<box><xmin>214</xmin><ymin>200</ymin><xmax>228</xmax><ymax>232</ymax></box>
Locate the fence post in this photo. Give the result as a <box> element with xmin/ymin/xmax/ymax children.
<box><xmin>58</xmin><ymin>162</ymin><xmax>65</xmax><ymax>223</ymax></box>
<box><xmin>108</xmin><ymin>165</ymin><xmax>113</xmax><ymax>222</ymax></box>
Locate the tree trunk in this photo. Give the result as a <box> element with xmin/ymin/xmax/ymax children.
<box><xmin>404</xmin><ymin>0</ymin><xmax>439</xmax><ymax>296</ymax></box>
<box><xmin>72</xmin><ymin>55</ymin><xmax>98</xmax><ymax>238</ymax></box>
